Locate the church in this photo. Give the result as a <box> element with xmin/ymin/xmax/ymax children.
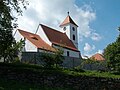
<box><xmin>15</xmin><ymin>13</ymin><xmax>81</xmax><ymax>58</ymax></box>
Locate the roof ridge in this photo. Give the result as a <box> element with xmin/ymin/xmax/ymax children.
<box><xmin>40</xmin><ymin>24</ymin><xmax>64</xmax><ymax>34</ymax></box>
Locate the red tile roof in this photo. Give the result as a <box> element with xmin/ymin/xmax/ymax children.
<box><xmin>40</xmin><ymin>24</ymin><xmax>79</xmax><ymax>52</ymax></box>
<box><xmin>18</xmin><ymin>29</ymin><xmax>55</xmax><ymax>52</ymax></box>
<box><xmin>60</xmin><ymin>15</ymin><xmax>78</xmax><ymax>27</ymax></box>
<box><xmin>91</xmin><ymin>53</ymin><xmax>105</xmax><ymax>61</ymax></box>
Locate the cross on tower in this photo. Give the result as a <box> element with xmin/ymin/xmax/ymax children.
<box><xmin>67</xmin><ymin>11</ymin><xmax>69</xmax><ymax>15</ymax></box>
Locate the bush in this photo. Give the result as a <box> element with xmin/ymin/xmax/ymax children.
<box><xmin>40</xmin><ymin>53</ymin><xmax>56</xmax><ymax>67</ymax></box>
<box><xmin>40</xmin><ymin>48</ymin><xmax>64</xmax><ymax>68</ymax></box>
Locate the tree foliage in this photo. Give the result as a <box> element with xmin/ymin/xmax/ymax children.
<box><xmin>104</xmin><ymin>28</ymin><xmax>120</xmax><ymax>72</ymax></box>
<box><xmin>4</xmin><ymin>39</ymin><xmax>25</xmax><ymax>62</ymax></box>
<box><xmin>0</xmin><ymin>0</ymin><xmax>28</xmax><ymax>62</ymax></box>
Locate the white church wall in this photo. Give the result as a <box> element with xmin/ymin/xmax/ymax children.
<box><xmin>14</xmin><ymin>30</ymin><xmax>24</xmax><ymax>42</ymax></box>
<box><xmin>63</xmin><ymin>48</ymin><xmax>80</xmax><ymax>58</ymax></box>
<box><xmin>53</xmin><ymin>45</ymin><xmax>80</xmax><ymax>58</ymax></box>
<box><xmin>14</xmin><ymin>30</ymin><xmax>37</xmax><ymax>52</ymax></box>
<box><xmin>25</xmin><ymin>39</ymin><xmax>37</xmax><ymax>52</ymax></box>
<box><xmin>36</xmin><ymin>25</ymin><xmax>52</xmax><ymax>46</ymax></box>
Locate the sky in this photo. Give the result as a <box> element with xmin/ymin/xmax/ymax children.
<box><xmin>16</xmin><ymin>0</ymin><xmax>120</xmax><ymax>57</ymax></box>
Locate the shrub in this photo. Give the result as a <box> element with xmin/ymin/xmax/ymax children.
<box><xmin>40</xmin><ymin>48</ymin><xmax>64</xmax><ymax>68</ymax></box>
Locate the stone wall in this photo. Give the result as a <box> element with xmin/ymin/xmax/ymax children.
<box><xmin>0</xmin><ymin>64</ymin><xmax>120</xmax><ymax>90</ymax></box>
<box><xmin>21</xmin><ymin>52</ymin><xmax>81</xmax><ymax>68</ymax></box>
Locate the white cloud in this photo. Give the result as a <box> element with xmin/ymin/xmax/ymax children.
<box><xmin>84</xmin><ymin>43</ymin><xmax>95</xmax><ymax>52</ymax></box>
<box><xmin>83</xmin><ymin>43</ymin><xmax>95</xmax><ymax>58</ymax></box>
<box><xmin>16</xmin><ymin>0</ymin><xmax>100</xmax><ymax>39</ymax></box>
<box><xmin>96</xmin><ymin>49</ymin><xmax>103</xmax><ymax>54</ymax></box>
<box><xmin>17</xmin><ymin>0</ymin><xmax>76</xmax><ymax>32</ymax></box>
<box><xmin>82</xmin><ymin>53</ymin><xmax>93</xmax><ymax>58</ymax></box>
<box><xmin>91</xmin><ymin>33</ymin><xmax>102</xmax><ymax>41</ymax></box>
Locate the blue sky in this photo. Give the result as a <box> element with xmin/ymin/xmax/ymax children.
<box><xmin>75</xmin><ymin>0</ymin><xmax>120</xmax><ymax>56</ymax></box>
<box><xmin>16</xmin><ymin>0</ymin><xmax>120</xmax><ymax>57</ymax></box>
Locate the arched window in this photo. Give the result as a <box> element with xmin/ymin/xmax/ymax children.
<box><xmin>72</xmin><ymin>27</ymin><xmax>75</xmax><ymax>31</ymax></box>
<box><xmin>73</xmin><ymin>34</ymin><xmax>75</xmax><ymax>40</ymax></box>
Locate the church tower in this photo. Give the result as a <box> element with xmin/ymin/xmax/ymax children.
<box><xmin>60</xmin><ymin>12</ymin><xmax>78</xmax><ymax>49</ymax></box>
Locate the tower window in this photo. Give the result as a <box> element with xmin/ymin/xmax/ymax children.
<box><xmin>73</xmin><ymin>34</ymin><xmax>75</xmax><ymax>40</ymax></box>
<box><xmin>72</xmin><ymin>27</ymin><xmax>75</xmax><ymax>31</ymax></box>
<box><xmin>63</xmin><ymin>27</ymin><xmax>66</xmax><ymax>31</ymax></box>
<box><xmin>67</xmin><ymin>51</ymin><xmax>69</xmax><ymax>56</ymax></box>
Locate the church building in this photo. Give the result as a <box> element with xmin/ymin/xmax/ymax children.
<box><xmin>15</xmin><ymin>13</ymin><xmax>81</xmax><ymax>58</ymax></box>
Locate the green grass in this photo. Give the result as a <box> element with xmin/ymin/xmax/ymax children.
<box><xmin>0</xmin><ymin>62</ymin><xmax>120</xmax><ymax>79</ymax></box>
<box><xmin>62</xmin><ymin>69</ymin><xmax>120</xmax><ymax>78</ymax></box>
<box><xmin>0</xmin><ymin>79</ymin><xmax>72</xmax><ymax>90</ymax></box>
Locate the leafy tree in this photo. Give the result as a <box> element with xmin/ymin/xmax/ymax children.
<box><xmin>104</xmin><ymin>27</ymin><xmax>120</xmax><ymax>72</ymax></box>
<box><xmin>0</xmin><ymin>0</ymin><xmax>28</xmax><ymax>62</ymax></box>
<box><xmin>5</xmin><ymin>39</ymin><xmax>25</xmax><ymax>63</ymax></box>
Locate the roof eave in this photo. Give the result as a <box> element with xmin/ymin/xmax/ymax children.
<box><xmin>52</xmin><ymin>43</ymin><xmax>79</xmax><ymax>52</ymax></box>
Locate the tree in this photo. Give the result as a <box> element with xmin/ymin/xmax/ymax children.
<box><xmin>104</xmin><ymin>28</ymin><xmax>120</xmax><ymax>72</ymax></box>
<box><xmin>0</xmin><ymin>0</ymin><xmax>28</xmax><ymax>62</ymax></box>
<box><xmin>5</xmin><ymin>39</ymin><xmax>25</xmax><ymax>63</ymax></box>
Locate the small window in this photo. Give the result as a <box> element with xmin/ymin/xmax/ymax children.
<box><xmin>67</xmin><ymin>51</ymin><xmax>69</xmax><ymax>56</ymax></box>
<box><xmin>73</xmin><ymin>34</ymin><xmax>75</xmax><ymax>40</ymax></box>
<box><xmin>31</xmin><ymin>37</ymin><xmax>38</xmax><ymax>40</ymax></box>
<box><xmin>72</xmin><ymin>27</ymin><xmax>75</xmax><ymax>31</ymax></box>
<box><xmin>63</xmin><ymin>27</ymin><xmax>66</xmax><ymax>31</ymax></box>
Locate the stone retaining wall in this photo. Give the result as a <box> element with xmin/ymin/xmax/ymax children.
<box><xmin>0</xmin><ymin>65</ymin><xmax>120</xmax><ymax>90</ymax></box>
<box><xmin>21</xmin><ymin>52</ymin><xmax>81</xmax><ymax>68</ymax></box>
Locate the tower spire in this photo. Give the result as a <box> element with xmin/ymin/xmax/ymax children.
<box><xmin>60</xmin><ymin>12</ymin><xmax>78</xmax><ymax>27</ymax></box>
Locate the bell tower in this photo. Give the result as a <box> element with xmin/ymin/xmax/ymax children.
<box><xmin>60</xmin><ymin>12</ymin><xmax>78</xmax><ymax>49</ymax></box>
